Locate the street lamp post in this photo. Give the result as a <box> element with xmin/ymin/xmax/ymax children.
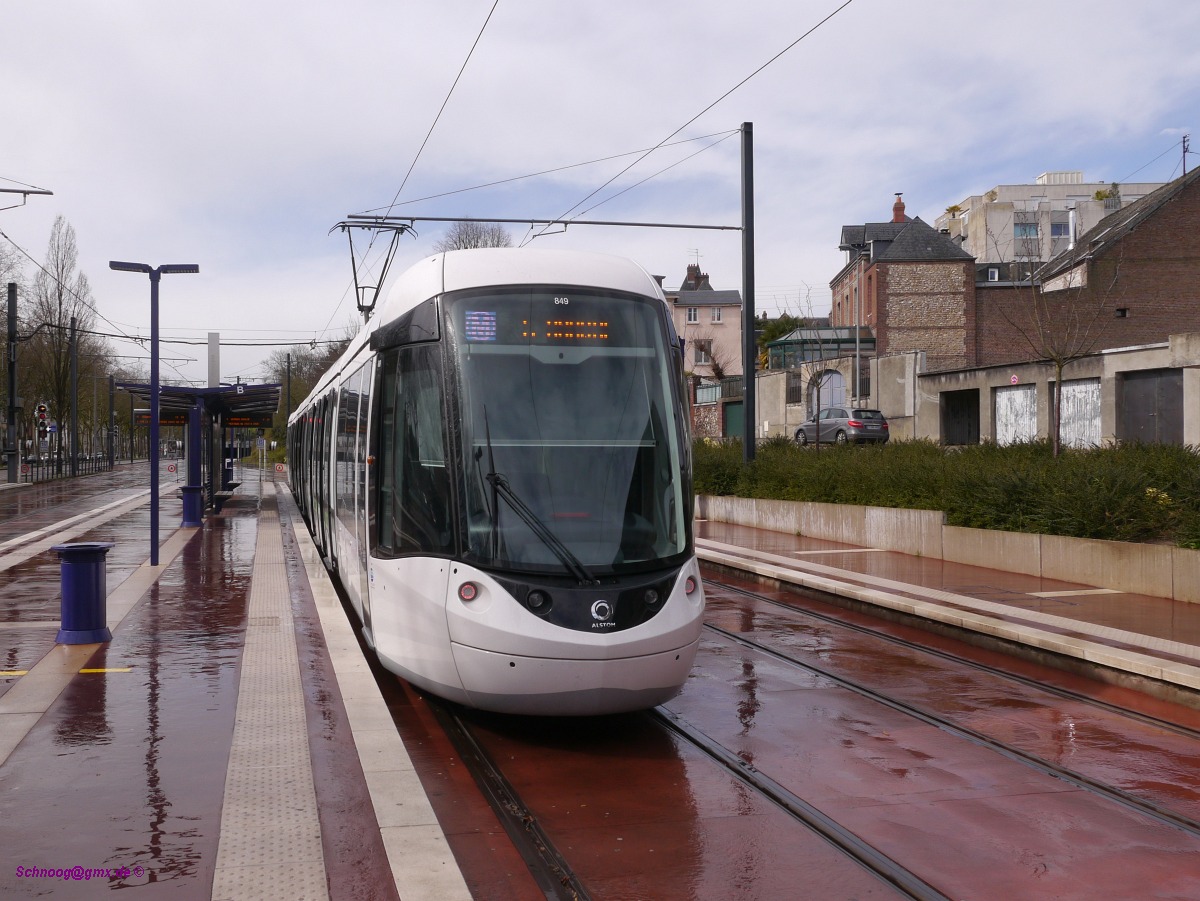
<box><xmin>108</xmin><ymin>262</ymin><xmax>199</xmax><ymax>565</ymax></box>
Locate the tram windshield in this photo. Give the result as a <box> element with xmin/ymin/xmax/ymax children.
<box><xmin>444</xmin><ymin>287</ymin><xmax>689</xmax><ymax>578</ymax></box>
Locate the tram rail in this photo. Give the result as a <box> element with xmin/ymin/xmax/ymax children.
<box><xmin>701</xmin><ymin>576</ymin><xmax>1200</xmax><ymax>838</ymax></box>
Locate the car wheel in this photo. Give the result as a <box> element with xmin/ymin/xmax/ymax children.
<box><xmin>835</xmin><ymin>430</ymin><xmax>848</xmax><ymax>445</ymax></box>
<box><xmin>797</xmin><ymin>430</ymin><xmax>808</xmax><ymax>446</ymax></box>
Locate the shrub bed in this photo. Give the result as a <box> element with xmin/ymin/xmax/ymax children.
<box><xmin>692</xmin><ymin>438</ymin><xmax>1200</xmax><ymax>549</ymax></box>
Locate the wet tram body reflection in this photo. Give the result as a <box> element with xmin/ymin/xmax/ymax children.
<box><xmin>289</xmin><ymin>248</ymin><xmax>704</xmax><ymax>715</ymax></box>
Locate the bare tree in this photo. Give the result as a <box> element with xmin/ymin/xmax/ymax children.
<box><xmin>23</xmin><ymin>216</ymin><xmax>108</xmax><ymax>461</ymax></box>
<box><xmin>433</xmin><ymin>220</ymin><xmax>513</xmax><ymax>252</ymax></box>
<box><xmin>985</xmin><ymin>232</ymin><xmax>1123</xmax><ymax>456</ymax></box>
<box><xmin>262</xmin><ymin>324</ymin><xmax>356</xmax><ymax>441</ymax></box>
<box><xmin>0</xmin><ymin>239</ymin><xmax>24</xmax><ymax>289</ymax></box>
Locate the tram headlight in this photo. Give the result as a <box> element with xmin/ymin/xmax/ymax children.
<box><xmin>458</xmin><ymin>581</ymin><xmax>480</xmax><ymax>602</ymax></box>
<box><xmin>526</xmin><ymin>589</ymin><xmax>551</xmax><ymax>613</ymax></box>
<box><xmin>684</xmin><ymin>575</ymin><xmax>697</xmax><ymax>595</ymax></box>
<box><xmin>643</xmin><ymin>587</ymin><xmax>661</xmax><ymax>608</ymax></box>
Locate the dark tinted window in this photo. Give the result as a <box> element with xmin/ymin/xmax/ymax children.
<box><xmin>376</xmin><ymin>345</ymin><xmax>453</xmax><ymax>556</ymax></box>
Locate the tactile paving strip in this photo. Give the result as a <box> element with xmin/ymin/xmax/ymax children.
<box><xmin>211</xmin><ymin>483</ymin><xmax>328</xmax><ymax>901</ymax></box>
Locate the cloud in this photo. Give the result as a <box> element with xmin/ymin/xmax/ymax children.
<box><xmin>3</xmin><ymin>0</ymin><xmax>1199</xmax><ymax>381</ymax></box>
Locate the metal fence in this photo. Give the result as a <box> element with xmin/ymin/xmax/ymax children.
<box><xmin>13</xmin><ymin>454</ymin><xmax>115</xmax><ymax>483</ymax></box>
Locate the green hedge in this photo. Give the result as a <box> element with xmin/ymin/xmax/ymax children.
<box><xmin>693</xmin><ymin>438</ymin><xmax>1200</xmax><ymax>549</ymax></box>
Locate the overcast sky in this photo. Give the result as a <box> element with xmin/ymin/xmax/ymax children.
<box><xmin>3</xmin><ymin>0</ymin><xmax>1198</xmax><ymax>386</ymax></box>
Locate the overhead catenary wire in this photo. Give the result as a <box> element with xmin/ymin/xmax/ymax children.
<box><xmin>355</xmin><ymin>131</ymin><xmax>740</xmax><ymax>215</ymax></box>
<box><xmin>522</xmin><ymin>0</ymin><xmax>858</xmax><ymax>245</ymax></box>
<box><xmin>316</xmin><ymin>2</ymin><xmax>499</xmax><ymax>343</ymax></box>
<box><xmin>0</xmin><ymin>224</ymin><xmax>146</xmax><ymax>349</ymax></box>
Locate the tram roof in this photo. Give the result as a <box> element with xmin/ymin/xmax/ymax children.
<box><xmin>374</xmin><ymin>248</ymin><xmax>666</xmax><ymax>324</ymax></box>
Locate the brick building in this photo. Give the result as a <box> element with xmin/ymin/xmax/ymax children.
<box><xmin>831</xmin><ymin>195</ymin><xmax>976</xmax><ymax>372</ymax></box>
<box><xmin>974</xmin><ymin>165</ymin><xmax>1200</xmax><ymax>367</ymax></box>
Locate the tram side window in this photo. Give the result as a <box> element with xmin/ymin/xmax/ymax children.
<box><xmin>353</xmin><ymin>362</ymin><xmax>372</xmax><ymax>572</ymax></box>
<box><xmin>376</xmin><ymin>346</ymin><xmax>453</xmax><ymax>556</ymax></box>
<box><xmin>335</xmin><ymin>383</ymin><xmax>358</xmax><ymax>530</ymax></box>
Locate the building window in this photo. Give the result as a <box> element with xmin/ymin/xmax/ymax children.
<box><xmin>1115</xmin><ymin>307</ymin><xmax>1129</xmax><ymax>318</ymax></box>
<box><xmin>711</xmin><ymin>307</ymin><xmax>722</xmax><ymax>324</ymax></box>
<box><xmin>1014</xmin><ymin>222</ymin><xmax>1038</xmax><ymax>239</ymax></box>
<box><xmin>987</xmin><ymin>267</ymin><xmax>1000</xmax><ymax>282</ymax></box>
<box><xmin>1051</xmin><ymin>222</ymin><xmax>1070</xmax><ymax>238</ymax></box>
<box><xmin>686</xmin><ymin>307</ymin><xmax>698</xmax><ymax>324</ymax></box>
<box><xmin>694</xmin><ymin>339</ymin><xmax>712</xmax><ymax>365</ymax></box>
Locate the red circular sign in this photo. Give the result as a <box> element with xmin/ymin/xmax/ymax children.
<box><xmin>20</xmin><ymin>463</ymin><xmax>29</xmax><ymax>475</ymax></box>
<box><xmin>275</xmin><ymin>463</ymin><xmax>285</xmax><ymax>473</ymax></box>
<box><xmin>1010</xmin><ymin>374</ymin><xmax>1019</xmax><ymax>385</ymax></box>
<box><xmin>167</xmin><ymin>463</ymin><xmax>177</xmax><ymax>473</ymax></box>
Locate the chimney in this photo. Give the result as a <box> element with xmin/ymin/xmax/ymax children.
<box><xmin>892</xmin><ymin>192</ymin><xmax>906</xmax><ymax>223</ymax></box>
<box><xmin>681</xmin><ymin>263</ymin><xmax>711</xmax><ymax>291</ymax></box>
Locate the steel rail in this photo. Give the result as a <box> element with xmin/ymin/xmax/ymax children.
<box><xmin>652</xmin><ymin>705</ymin><xmax>954</xmax><ymax>901</ymax></box>
<box><xmin>699</xmin><ymin>599</ymin><xmax>1200</xmax><ymax>839</ymax></box>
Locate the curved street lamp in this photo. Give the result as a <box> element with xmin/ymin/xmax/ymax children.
<box><xmin>108</xmin><ymin>262</ymin><xmax>199</xmax><ymax>566</ymax></box>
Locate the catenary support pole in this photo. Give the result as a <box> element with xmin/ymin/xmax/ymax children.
<box><xmin>70</xmin><ymin>316</ymin><xmax>78</xmax><ymax>477</ymax></box>
<box><xmin>7</xmin><ymin>283</ymin><xmax>17</xmax><ymax>484</ymax></box>
<box><xmin>741</xmin><ymin>122</ymin><xmax>757</xmax><ymax>464</ymax></box>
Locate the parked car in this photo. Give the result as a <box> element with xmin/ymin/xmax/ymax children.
<box><xmin>794</xmin><ymin>407</ymin><xmax>889</xmax><ymax>445</ymax></box>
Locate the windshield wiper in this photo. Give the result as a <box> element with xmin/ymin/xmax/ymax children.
<box><xmin>478</xmin><ymin>409</ymin><xmax>598</xmax><ymax>586</ymax></box>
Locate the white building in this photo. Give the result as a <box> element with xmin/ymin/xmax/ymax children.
<box><xmin>934</xmin><ymin>171</ymin><xmax>1162</xmax><ymax>268</ymax></box>
<box><xmin>663</xmin><ymin>263</ymin><xmax>743</xmax><ymax>380</ymax></box>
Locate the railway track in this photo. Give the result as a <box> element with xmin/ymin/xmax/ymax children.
<box><xmin>379</xmin><ymin>570</ymin><xmax>1200</xmax><ymax>898</ymax></box>
<box><xmin>702</xmin><ymin>576</ymin><xmax>1200</xmax><ymax>832</ymax></box>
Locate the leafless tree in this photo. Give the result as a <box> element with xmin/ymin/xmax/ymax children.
<box><xmin>433</xmin><ymin>220</ymin><xmax>513</xmax><ymax>252</ymax></box>
<box><xmin>0</xmin><ymin>240</ymin><xmax>24</xmax><ymax>289</ymax></box>
<box><xmin>262</xmin><ymin>324</ymin><xmax>356</xmax><ymax>440</ymax></box>
<box><xmin>22</xmin><ymin>216</ymin><xmax>110</xmax><ymax>460</ymax></box>
<box><xmin>986</xmin><ymin>231</ymin><xmax>1123</xmax><ymax>456</ymax></box>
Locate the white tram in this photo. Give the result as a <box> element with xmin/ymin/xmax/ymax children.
<box><xmin>288</xmin><ymin>248</ymin><xmax>704</xmax><ymax>715</ymax></box>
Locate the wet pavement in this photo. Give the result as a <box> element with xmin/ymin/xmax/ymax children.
<box><xmin>0</xmin><ymin>467</ymin><xmax>469</xmax><ymax>900</ymax></box>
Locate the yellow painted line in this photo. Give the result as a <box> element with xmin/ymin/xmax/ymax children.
<box><xmin>1</xmin><ymin>670</ymin><xmax>28</xmax><ymax>677</ymax></box>
<box><xmin>78</xmin><ymin>667</ymin><xmax>133</xmax><ymax>674</ymax></box>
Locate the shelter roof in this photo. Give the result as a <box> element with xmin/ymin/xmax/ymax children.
<box><xmin>118</xmin><ymin>382</ymin><xmax>282</xmax><ymax>422</ymax></box>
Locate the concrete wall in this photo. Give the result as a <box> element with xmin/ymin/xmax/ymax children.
<box><xmin>911</xmin><ymin>335</ymin><xmax>1200</xmax><ymax>445</ymax></box>
<box><xmin>755</xmin><ymin>370</ymin><xmax>808</xmax><ymax>440</ymax></box>
<box><xmin>697</xmin><ymin>494</ymin><xmax>1200</xmax><ymax>604</ymax></box>
<box><xmin>874</xmin><ymin>351</ymin><xmax>924</xmax><ymax>441</ymax></box>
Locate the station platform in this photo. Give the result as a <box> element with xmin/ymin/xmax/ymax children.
<box><xmin>4</xmin><ymin>468</ymin><xmax>1200</xmax><ymax>898</ymax></box>
<box><xmin>0</xmin><ymin>470</ymin><xmax>470</xmax><ymax>901</ymax></box>
<box><xmin>696</xmin><ymin>518</ymin><xmax>1200</xmax><ymax>708</ymax></box>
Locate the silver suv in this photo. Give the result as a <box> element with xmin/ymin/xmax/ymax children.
<box><xmin>794</xmin><ymin>407</ymin><xmax>889</xmax><ymax>445</ymax></box>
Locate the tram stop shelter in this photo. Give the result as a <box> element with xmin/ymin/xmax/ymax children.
<box><xmin>117</xmin><ymin>382</ymin><xmax>282</xmax><ymax>522</ymax></box>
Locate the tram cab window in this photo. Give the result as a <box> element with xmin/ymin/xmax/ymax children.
<box><xmin>444</xmin><ymin>288</ymin><xmax>689</xmax><ymax>577</ymax></box>
<box><xmin>375</xmin><ymin>345</ymin><xmax>453</xmax><ymax>556</ymax></box>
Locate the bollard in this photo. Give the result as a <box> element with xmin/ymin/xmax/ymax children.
<box><xmin>52</xmin><ymin>542</ymin><xmax>114</xmax><ymax>644</ymax></box>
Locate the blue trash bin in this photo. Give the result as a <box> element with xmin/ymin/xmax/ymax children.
<box><xmin>53</xmin><ymin>542</ymin><xmax>114</xmax><ymax>644</ymax></box>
